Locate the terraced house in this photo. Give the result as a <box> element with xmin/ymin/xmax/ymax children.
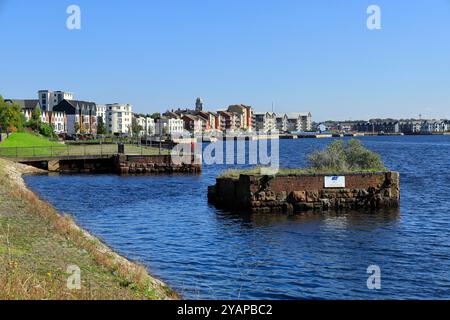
<box><xmin>53</xmin><ymin>100</ymin><xmax>97</xmax><ymax>135</ymax></box>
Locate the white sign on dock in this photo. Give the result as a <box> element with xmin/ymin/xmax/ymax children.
<box><xmin>324</xmin><ymin>176</ymin><xmax>346</xmax><ymax>188</ymax></box>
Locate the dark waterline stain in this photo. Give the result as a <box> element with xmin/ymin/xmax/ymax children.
<box><xmin>25</xmin><ymin>136</ymin><xmax>450</xmax><ymax>299</ymax></box>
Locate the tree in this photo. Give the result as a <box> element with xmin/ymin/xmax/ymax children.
<box><xmin>32</xmin><ymin>105</ymin><xmax>41</xmax><ymax>123</ymax></box>
<box><xmin>150</xmin><ymin>113</ymin><xmax>161</xmax><ymax>120</ymax></box>
<box><xmin>26</xmin><ymin>105</ymin><xmax>42</xmax><ymax>131</ymax></box>
<box><xmin>0</xmin><ymin>96</ymin><xmax>24</xmax><ymax>135</ymax></box>
<box><xmin>39</xmin><ymin>122</ymin><xmax>55</xmax><ymax>138</ymax></box>
<box><xmin>97</xmin><ymin>116</ymin><xmax>107</xmax><ymax>135</ymax></box>
<box><xmin>131</xmin><ymin>118</ymin><xmax>143</xmax><ymax>138</ymax></box>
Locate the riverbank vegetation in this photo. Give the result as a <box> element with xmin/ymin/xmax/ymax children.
<box><xmin>0</xmin><ymin>158</ymin><xmax>177</xmax><ymax>299</ymax></box>
<box><xmin>0</xmin><ymin>96</ymin><xmax>24</xmax><ymax>134</ymax></box>
<box><xmin>220</xmin><ymin>140</ymin><xmax>387</xmax><ymax>179</ymax></box>
<box><xmin>0</xmin><ymin>96</ymin><xmax>55</xmax><ymax>138</ymax></box>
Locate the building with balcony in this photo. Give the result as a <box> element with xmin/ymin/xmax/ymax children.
<box><xmin>102</xmin><ymin>103</ymin><xmax>133</xmax><ymax>135</ymax></box>
<box><xmin>254</xmin><ymin>112</ymin><xmax>277</xmax><ymax>132</ymax></box>
<box><xmin>134</xmin><ymin>114</ymin><xmax>155</xmax><ymax>137</ymax></box>
<box><xmin>227</xmin><ymin>104</ymin><xmax>253</xmax><ymax>131</ymax></box>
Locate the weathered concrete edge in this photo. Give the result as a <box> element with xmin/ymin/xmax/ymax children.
<box><xmin>0</xmin><ymin>159</ymin><xmax>179</xmax><ymax>300</ymax></box>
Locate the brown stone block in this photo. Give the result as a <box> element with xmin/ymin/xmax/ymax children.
<box><xmin>265</xmin><ymin>191</ymin><xmax>276</xmax><ymax>201</ymax></box>
<box><xmin>306</xmin><ymin>190</ymin><xmax>319</xmax><ymax>202</ymax></box>
<box><xmin>257</xmin><ymin>192</ymin><xmax>266</xmax><ymax>201</ymax></box>
<box><xmin>276</xmin><ymin>191</ymin><xmax>287</xmax><ymax>201</ymax></box>
<box><xmin>251</xmin><ymin>201</ymin><xmax>261</xmax><ymax>207</ymax></box>
<box><xmin>292</xmin><ymin>190</ymin><xmax>307</xmax><ymax>202</ymax></box>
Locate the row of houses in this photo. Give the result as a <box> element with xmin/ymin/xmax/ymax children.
<box><xmin>6</xmin><ymin>97</ymin><xmax>126</xmax><ymax>136</ymax></box>
<box><xmin>319</xmin><ymin>119</ymin><xmax>450</xmax><ymax>134</ymax></box>
<box><xmin>160</xmin><ymin>102</ymin><xmax>255</xmax><ymax>135</ymax></box>
<box><xmin>160</xmin><ymin>102</ymin><xmax>313</xmax><ymax>135</ymax></box>
<box><xmin>353</xmin><ymin>120</ymin><xmax>449</xmax><ymax>134</ymax></box>
<box><xmin>7</xmin><ymin>91</ymin><xmax>313</xmax><ymax>137</ymax></box>
<box><xmin>253</xmin><ymin>112</ymin><xmax>312</xmax><ymax>133</ymax></box>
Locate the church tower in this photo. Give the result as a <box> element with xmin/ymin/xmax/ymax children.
<box><xmin>195</xmin><ymin>97</ymin><xmax>204</xmax><ymax>111</ymax></box>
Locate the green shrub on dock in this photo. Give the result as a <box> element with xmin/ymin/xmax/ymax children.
<box><xmin>219</xmin><ymin>140</ymin><xmax>386</xmax><ymax>178</ymax></box>
<box><xmin>308</xmin><ymin>139</ymin><xmax>385</xmax><ymax>173</ymax></box>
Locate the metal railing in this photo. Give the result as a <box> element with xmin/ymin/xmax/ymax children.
<box><xmin>0</xmin><ymin>143</ymin><xmax>173</xmax><ymax>159</ymax></box>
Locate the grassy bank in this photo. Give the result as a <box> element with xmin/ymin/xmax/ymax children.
<box><xmin>0</xmin><ymin>158</ymin><xmax>177</xmax><ymax>300</ymax></box>
<box><xmin>0</xmin><ymin>132</ymin><xmax>60</xmax><ymax>148</ymax></box>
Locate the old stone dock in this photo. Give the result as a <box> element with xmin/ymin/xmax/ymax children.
<box><xmin>208</xmin><ymin>172</ymin><xmax>400</xmax><ymax>213</ymax></box>
<box><xmin>2</xmin><ymin>150</ymin><xmax>201</xmax><ymax>175</ymax></box>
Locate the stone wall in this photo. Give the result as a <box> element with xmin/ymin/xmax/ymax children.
<box><xmin>58</xmin><ymin>158</ymin><xmax>116</xmax><ymax>173</ymax></box>
<box><xmin>208</xmin><ymin>172</ymin><xmax>400</xmax><ymax>214</ymax></box>
<box><xmin>114</xmin><ymin>154</ymin><xmax>201</xmax><ymax>175</ymax></box>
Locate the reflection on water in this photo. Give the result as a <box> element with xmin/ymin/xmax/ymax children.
<box><xmin>216</xmin><ymin>208</ymin><xmax>400</xmax><ymax>230</ymax></box>
<box><xmin>25</xmin><ymin>136</ymin><xmax>450</xmax><ymax>299</ymax></box>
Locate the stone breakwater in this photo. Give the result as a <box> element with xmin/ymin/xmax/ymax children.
<box><xmin>208</xmin><ymin>172</ymin><xmax>400</xmax><ymax>214</ymax></box>
<box><xmin>114</xmin><ymin>154</ymin><xmax>201</xmax><ymax>175</ymax></box>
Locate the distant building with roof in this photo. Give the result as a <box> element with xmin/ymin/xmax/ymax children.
<box><xmin>38</xmin><ymin>90</ymin><xmax>74</xmax><ymax>111</ymax></box>
<box><xmin>254</xmin><ymin>112</ymin><xmax>277</xmax><ymax>132</ymax></box>
<box><xmin>53</xmin><ymin>100</ymin><xmax>97</xmax><ymax>135</ymax></box>
<box><xmin>227</xmin><ymin>104</ymin><xmax>253</xmax><ymax>131</ymax></box>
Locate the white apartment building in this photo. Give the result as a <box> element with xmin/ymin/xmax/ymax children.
<box><xmin>105</xmin><ymin>103</ymin><xmax>133</xmax><ymax>135</ymax></box>
<box><xmin>155</xmin><ymin>118</ymin><xmax>184</xmax><ymax>135</ymax></box>
<box><xmin>134</xmin><ymin>115</ymin><xmax>156</xmax><ymax>137</ymax></box>
<box><xmin>276</xmin><ymin>113</ymin><xmax>312</xmax><ymax>132</ymax></box>
<box><xmin>254</xmin><ymin>112</ymin><xmax>277</xmax><ymax>132</ymax></box>
<box><xmin>421</xmin><ymin>120</ymin><xmax>449</xmax><ymax>133</ymax></box>
<box><xmin>38</xmin><ymin>90</ymin><xmax>74</xmax><ymax>111</ymax></box>
<box><xmin>96</xmin><ymin>105</ymin><xmax>106</xmax><ymax>122</ymax></box>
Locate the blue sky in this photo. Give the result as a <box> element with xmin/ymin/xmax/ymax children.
<box><xmin>1</xmin><ymin>0</ymin><xmax>450</xmax><ymax>121</ymax></box>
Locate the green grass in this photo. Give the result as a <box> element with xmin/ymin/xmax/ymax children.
<box><xmin>0</xmin><ymin>132</ymin><xmax>61</xmax><ymax>148</ymax></box>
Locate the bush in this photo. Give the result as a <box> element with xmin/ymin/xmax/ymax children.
<box><xmin>38</xmin><ymin>123</ymin><xmax>55</xmax><ymax>138</ymax></box>
<box><xmin>308</xmin><ymin>139</ymin><xmax>386</xmax><ymax>173</ymax></box>
<box><xmin>218</xmin><ymin>139</ymin><xmax>387</xmax><ymax>179</ymax></box>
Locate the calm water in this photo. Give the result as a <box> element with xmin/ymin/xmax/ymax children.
<box><xmin>25</xmin><ymin>136</ymin><xmax>450</xmax><ymax>299</ymax></box>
